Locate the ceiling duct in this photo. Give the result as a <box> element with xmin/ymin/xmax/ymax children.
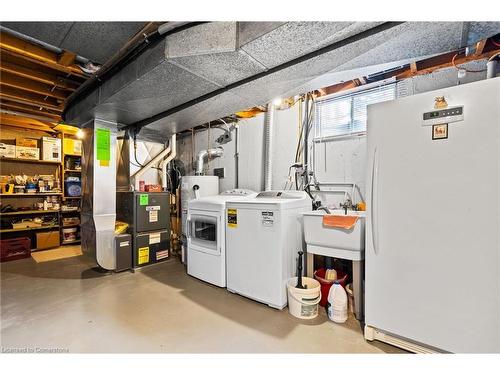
<box><xmin>61</xmin><ymin>21</ymin><xmax>500</xmax><ymax>142</ymax></box>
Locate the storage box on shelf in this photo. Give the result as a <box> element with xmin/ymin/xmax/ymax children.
<box><xmin>41</xmin><ymin>137</ymin><xmax>62</xmax><ymax>162</ymax></box>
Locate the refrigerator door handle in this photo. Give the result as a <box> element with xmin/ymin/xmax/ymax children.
<box><xmin>371</xmin><ymin>147</ymin><xmax>380</xmax><ymax>254</ymax></box>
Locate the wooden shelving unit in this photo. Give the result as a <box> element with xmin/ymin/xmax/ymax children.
<box><xmin>0</xmin><ymin>209</ymin><xmax>59</xmax><ymax>216</ymax></box>
<box><xmin>0</xmin><ymin>193</ymin><xmax>62</xmax><ymax>197</ymax></box>
<box><xmin>61</xmin><ymin>132</ymin><xmax>82</xmax><ymax>246</ymax></box>
<box><xmin>0</xmin><ymin>127</ymin><xmax>64</xmax><ymax>250</ymax></box>
<box><xmin>0</xmin><ymin>157</ymin><xmax>61</xmax><ymax>165</ymax></box>
<box><xmin>0</xmin><ymin>224</ymin><xmax>60</xmax><ymax>234</ymax></box>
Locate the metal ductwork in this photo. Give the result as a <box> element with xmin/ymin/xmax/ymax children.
<box><xmin>81</xmin><ymin>119</ymin><xmax>118</xmax><ymax>271</ymax></box>
<box><xmin>487</xmin><ymin>58</ymin><xmax>498</xmax><ymax>79</ymax></box>
<box><xmin>60</xmin><ymin>22</ymin><xmax>500</xmax><ymax>142</ymax></box>
<box><xmin>263</xmin><ymin>103</ymin><xmax>275</xmax><ymax>191</ymax></box>
<box><xmin>116</xmin><ymin>131</ymin><xmax>131</xmax><ymax>192</ymax></box>
<box><xmin>195</xmin><ymin>147</ymin><xmax>224</xmax><ymax>175</ymax></box>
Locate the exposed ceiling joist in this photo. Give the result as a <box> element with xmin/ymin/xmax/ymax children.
<box><xmin>320</xmin><ymin>46</ymin><xmax>500</xmax><ymax>97</ymax></box>
<box><xmin>475</xmin><ymin>39</ymin><xmax>488</xmax><ymax>55</ymax></box>
<box><xmin>0</xmin><ymin>32</ymin><xmax>87</xmax><ymax>78</ymax></box>
<box><xmin>0</xmin><ymin>60</ymin><xmax>79</xmax><ymax>91</ymax></box>
<box><xmin>1</xmin><ymin>71</ymin><xmax>68</xmax><ymax>100</ymax></box>
<box><xmin>0</xmin><ymin>101</ymin><xmax>61</xmax><ymax>121</ymax></box>
<box><xmin>0</xmin><ymin>113</ymin><xmax>56</xmax><ymax>132</ymax></box>
<box><xmin>0</xmin><ymin>86</ymin><xmax>64</xmax><ymax>112</ymax></box>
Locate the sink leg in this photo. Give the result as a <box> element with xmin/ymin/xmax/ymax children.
<box><xmin>352</xmin><ymin>260</ymin><xmax>364</xmax><ymax>320</ymax></box>
<box><xmin>306</xmin><ymin>252</ymin><xmax>314</xmax><ymax>278</ymax></box>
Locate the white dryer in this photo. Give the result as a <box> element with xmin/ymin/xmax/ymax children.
<box><xmin>186</xmin><ymin>189</ymin><xmax>256</xmax><ymax>287</ymax></box>
<box><xmin>225</xmin><ymin>191</ymin><xmax>312</xmax><ymax>309</ymax></box>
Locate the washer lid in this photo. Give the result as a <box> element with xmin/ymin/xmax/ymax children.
<box><xmin>226</xmin><ymin>190</ymin><xmax>312</xmax><ymax>209</ymax></box>
<box><xmin>188</xmin><ymin>191</ymin><xmax>257</xmax><ymax>211</ymax></box>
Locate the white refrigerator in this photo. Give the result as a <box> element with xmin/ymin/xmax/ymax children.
<box><xmin>365</xmin><ymin>77</ymin><xmax>500</xmax><ymax>353</ymax></box>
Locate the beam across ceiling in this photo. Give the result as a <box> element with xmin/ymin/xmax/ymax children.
<box><xmin>0</xmin><ymin>85</ymin><xmax>64</xmax><ymax>112</ymax></box>
<box><xmin>0</xmin><ymin>100</ymin><xmax>61</xmax><ymax>121</ymax></box>
<box><xmin>319</xmin><ymin>43</ymin><xmax>500</xmax><ymax>97</ymax></box>
<box><xmin>0</xmin><ymin>60</ymin><xmax>80</xmax><ymax>91</ymax></box>
<box><xmin>1</xmin><ymin>71</ymin><xmax>69</xmax><ymax>100</ymax></box>
<box><xmin>0</xmin><ymin>112</ymin><xmax>56</xmax><ymax>132</ymax></box>
<box><xmin>0</xmin><ymin>32</ymin><xmax>87</xmax><ymax>79</ymax></box>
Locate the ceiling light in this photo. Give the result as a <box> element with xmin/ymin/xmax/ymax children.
<box><xmin>272</xmin><ymin>97</ymin><xmax>282</xmax><ymax>107</ymax></box>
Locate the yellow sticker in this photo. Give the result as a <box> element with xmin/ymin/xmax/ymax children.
<box><xmin>138</xmin><ymin>247</ymin><xmax>149</xmax><ymax>265</ymax></box>
<box><xmin>227</xmin><ymin>208</ymin><xmax>237</xmax><ymax>228</ymax></box>
<box><xmin>99</xmin><ymin>160</ymin><xmax>110</xmax><ymax>167</ymax></box>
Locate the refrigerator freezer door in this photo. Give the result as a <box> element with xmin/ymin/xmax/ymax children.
<box><xmin>365</xmin><ymin>78</ymin><xmax>500</xmax><ymax>353</ymax></box>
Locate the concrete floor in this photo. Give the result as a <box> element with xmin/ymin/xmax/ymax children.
<box><xmin>1</xmin><ymin>253</ymin><xmax>404</xmax><ymax>353</ymax></box>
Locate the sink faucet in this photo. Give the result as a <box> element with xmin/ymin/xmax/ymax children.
<box><xmin>339</xmin><ymin>199</ymin><xmax>353</xmax><ymax>215</ymax></box>
<box><xmin>316</xmin><ymin>206</ymin><xmax>331</xmax><ymax>214</ymax></box>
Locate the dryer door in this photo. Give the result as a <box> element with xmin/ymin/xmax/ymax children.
<box><xmin>187</xmin><ymin>211</ymin><xmax>220</xmax><ymax>256</ymax></box>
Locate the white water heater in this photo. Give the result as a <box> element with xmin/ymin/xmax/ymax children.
<box><xmin>180</xmin><ymin>176</ymin><xmax>219</xmax><ymax>262</ymax></box>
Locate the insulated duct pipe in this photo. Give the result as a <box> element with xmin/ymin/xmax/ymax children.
<box><xmin>160</xmin><ymin>134</ymin><xmax>177</xmax><ymax>191</ymax></box>
<box><xmin>263</xmin><ymin>103</ymin><xmax>275</xmax><ymax>191</ymax></box>
<box><xmin>195</xmin><ymin>147</ymin><xmax>224</xmax><ymax>175</ymax></box>
<box><xmin>487</xmin><ymin>59</ymin><xmax>498</xmax><ymax>79</ymax></box>
<box><xmin>130</xmin><ymin>135</ymin><xmax>175</xmax><ymax>190</ymax></box>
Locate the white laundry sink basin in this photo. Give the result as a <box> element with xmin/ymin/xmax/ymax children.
<box><xmin>302</xmin><ymin>210</ymin><xmax>365</xmax><ymax>260</ymax></box>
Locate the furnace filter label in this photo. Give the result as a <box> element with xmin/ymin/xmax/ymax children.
<box><xmin>261</xmin><ymin>211</ymin><xmax>274</xmax><ymax>227</ymax></box>
<box><xmin>149</xmin><ymin>232</ymin><xmax>161</xmax><ymax>245</ymax></box>
<box><xmin>156</xmin><ymin>250</ymin><xmax>169</xmax><ymax>260</ymax></box>
<box><xmin>138</xmin><ymin>247</ymin><xmax>149</xmax><ymax>265</ymax></box>
<box><xmin>149</xmin><ymin>210</ymin><xmax>158</xmax><ymax>223</ymax></box>
<box><xmin>227</xmin><ymin>209</ymin><xmax>237</xmax><ymax>228</ymax></box>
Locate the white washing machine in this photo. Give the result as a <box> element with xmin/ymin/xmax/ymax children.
<box><xmin>186</xmin><ymin>189</ymin><xmax>256</xmax><ymax>287</ymax></box>
<box><xmin>225</xmin><ymin>191</ymin><xmax>312</xmax><ymax>309</ymax></box>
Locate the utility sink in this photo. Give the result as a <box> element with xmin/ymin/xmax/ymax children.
<box><xmin>302</xmin><ymin>210</ymin><xmax>365</xmax><ymax>261</ymax></box>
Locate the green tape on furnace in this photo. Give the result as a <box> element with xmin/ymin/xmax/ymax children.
<box><xmin>96</xmin><ymin>128</ymin><xmax>111</xmax><ymax>161</ymax></box>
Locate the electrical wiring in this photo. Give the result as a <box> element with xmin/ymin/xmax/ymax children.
<box><xmin>451</xmin><ymin>52</ymin><xmax>487</xmax><ymax>73</ymax></box>
<box><xmin>488</xmin><ymin>51</ymin><xmax>500</xmax><ymax>62</ymax></box>
<box><xmin>132</xmin><ymin>130</ymin><xmax>145</xmax><ymax>168</ymax></box>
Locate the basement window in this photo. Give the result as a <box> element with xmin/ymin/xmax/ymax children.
<box><xmin>314</xmin><ymin>83</ymin><xmax>396</xmax><ymax>140</ymax></box>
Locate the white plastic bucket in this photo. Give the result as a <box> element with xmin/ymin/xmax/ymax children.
<box><xmin>287</xmin><ymin>277</ymin><xmax>321</xmax><ymax>320</ymax></box>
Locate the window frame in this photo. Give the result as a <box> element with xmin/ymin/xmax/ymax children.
<box><xmin>313</xmin><ymin>78</ymin><xmax>397</xmax><ymax>142</ymax></box>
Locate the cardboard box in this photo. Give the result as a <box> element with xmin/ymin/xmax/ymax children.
<box><xmin>17</xmin><ymin>137</ymin><xmax>39</xmax><ymax>148</ymax></box>
<box><xmin>63</xmin><ymin>138</ymin><xmax>82</xmax><ymax>156</ymax></box>
<box><xmin>36</xmin><ymin>231</ymin><xmax>60</xmax><ymax>250</ymax></box>
<box><xmin>0</xmin><ymin>143</ymin><xmax>16</xmax><ymax>158</ymax></box>
<box><xmin>42</xmin><ymin>137</ymin><xmax>62</xmax><ymax>162</ymax></box>
<box><xmin>16</xmin><ymin>146</ymin><xmax>40</xmax><ymax>160</ymax></box>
